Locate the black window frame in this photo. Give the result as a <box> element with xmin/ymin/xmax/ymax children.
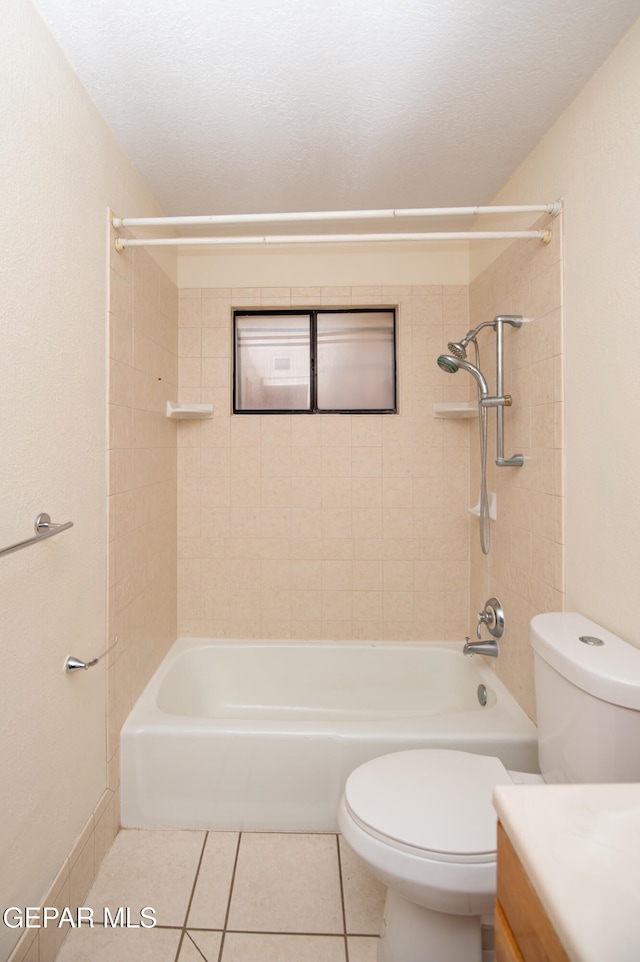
<box><xmin>233</xmin><ymin>307</ymin><xmax>397</xmax><ymax>415</ymax></box>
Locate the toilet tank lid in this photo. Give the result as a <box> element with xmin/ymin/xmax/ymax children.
<box><xmin>531</xmin><ymin>613</ymin><xmax>640</xmax><ymax>710</ymax></box>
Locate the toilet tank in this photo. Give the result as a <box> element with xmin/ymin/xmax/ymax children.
<box><xmin>531</xmin><ymin>613</ymin><xmax>640</xmax><ymax>784</ymax></box>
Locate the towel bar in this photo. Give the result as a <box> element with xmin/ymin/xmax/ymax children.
<box><xmin>0</xmin><ymin>512</ymin><xmax>74</xmax><ymax>558</ymax></box>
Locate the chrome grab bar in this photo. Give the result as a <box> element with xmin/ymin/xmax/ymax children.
<box><xmin>0</xmin><ymin>512</ymin><xmax>74</xmax><ymax>558</ymax></box>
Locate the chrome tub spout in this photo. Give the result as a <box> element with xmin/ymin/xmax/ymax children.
<box><xmin>463</xmin><ymin>637</ymin><xmax>499</xmax><ymax>658</ymax></box>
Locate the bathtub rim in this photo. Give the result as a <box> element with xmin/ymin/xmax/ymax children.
<box><xmin>121</xmin><ymin>636</ymin><xmax>537</xmax><ymax>740</ymax></box>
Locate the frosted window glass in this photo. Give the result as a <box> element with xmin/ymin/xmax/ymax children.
<box><xmin>235</xmin><ymin>314</ymin><xmax>311</xmax><ymax>411</ymax></box>
<box><xmin>316</xmin><ymin>311</ymin><xmax>395</xmax><ymax>411</ymax></box>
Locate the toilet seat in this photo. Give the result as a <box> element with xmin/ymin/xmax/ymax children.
<box><xmin>343</xmin><ymin>749</ymin><xmax>513</xmax><ymax>864</ymax></box>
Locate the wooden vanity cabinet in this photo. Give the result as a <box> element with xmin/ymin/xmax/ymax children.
<box><xmin>495</xmin><ymin>822</ymin><xmax>571</xmax><ymax>962</ymax></box>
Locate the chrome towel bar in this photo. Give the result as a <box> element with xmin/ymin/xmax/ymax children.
<box><xmin>0</xmin><ymin>512</ymin><xmax>74</xmax><ymax>558</ymax></box>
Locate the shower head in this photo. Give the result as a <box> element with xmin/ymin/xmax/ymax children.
<box><xmin>447</xmin><ymin>340</ymin><xmax>469</xmax><ymax>359</ymax></box>
<box><xmin>437</xmin><ymin>355</ymin><xmax>459</xmax><ymax>374</ymax></box>
<box><xmin>436</xmin><ymin>355</ymin><xmax>489</xmax><ymax>398</ymax></box>
<box><xmin>447</xmin><ymin>315</ymin><xmax>522</xmax><ymax>361</ymax></box>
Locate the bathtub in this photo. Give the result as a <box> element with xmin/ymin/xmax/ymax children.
<box><xmin>120</xmin><ymin>638</ymin><xmax>538</xmax><ymax>832</ymax></box>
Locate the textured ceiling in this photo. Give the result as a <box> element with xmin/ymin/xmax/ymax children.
<box><xmin>33</xmin><ymin>0</ymin><xmax>639</xmax><ymax>222</ymax></box>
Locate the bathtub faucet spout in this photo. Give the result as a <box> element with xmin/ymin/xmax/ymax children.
<box><xmin>463</xmin><ymin>637</ymin><xmax>499</xmax><ymax>658</ymax></box>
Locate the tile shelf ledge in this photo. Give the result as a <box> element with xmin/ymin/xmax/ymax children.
<box><xmin>432</xmin><ymin>401</ymin><xmax>479</xmax><ymax>418</ymax></box>
<box><xmin>166</xmin><ymin>401</ymin><xmax>214</xmax><ymax>419</ymax></box>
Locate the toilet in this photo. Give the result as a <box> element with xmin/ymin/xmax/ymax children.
<box><xmin>338</xmin><ymin>612</ymin><xmax>640</xmax><ymax>962</ymax></box>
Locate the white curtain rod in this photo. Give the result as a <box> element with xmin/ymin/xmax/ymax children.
<box><xmin>114</xmin><ymin>230</ymin><xmax>552</xmax><ymax>251</ymax></box>
<box><xmin>112</xmin><ymin>202</ymin><xmax>561</xmax><ymax>229</ymax></box>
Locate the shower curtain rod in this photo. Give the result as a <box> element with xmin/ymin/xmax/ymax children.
<box><xmin>112</xmin><ymin>202</ymin><xmax>561</xmax><ymax>229</ymax></box>
<box><xmin>114</xmin><ymin>229</ymin><xmax>552</xmax><ymax>251</ymax></box>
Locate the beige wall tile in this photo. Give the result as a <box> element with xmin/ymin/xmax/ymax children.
<box><xmin>107</xmin><ymin>246</ymin><xmax>178</xmax><ymax>889</ymax></box>
<box><xmin>177</xmin><ymin>288</ymin><xmax>471</xmax><ymax>648</ymax></box>
<box><xmin>469</xmin><ymin>223</ymin><xmax>564</xmax><ymax>719</ymax></box>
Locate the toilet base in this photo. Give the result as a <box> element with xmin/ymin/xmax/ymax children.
<box><xmin>378</xmin><ymin>888</ymin><xmax>482</xmax><ymax>962</ymax></box>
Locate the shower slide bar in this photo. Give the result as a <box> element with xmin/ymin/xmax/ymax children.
<box><xmin>0</xmin><ymin>512</ymin><xmax>74</xmax><ymax>559</ymax></box>
<box><xmin>112</xmin><ymin>202</ymin><xmax>561</xmax><ymax>229</ymax></box>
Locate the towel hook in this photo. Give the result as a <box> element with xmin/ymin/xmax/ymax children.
<box><xmin>65</xmin><ymin>636</ymin><xmax>119</xmax><ymax>673</ymax></box>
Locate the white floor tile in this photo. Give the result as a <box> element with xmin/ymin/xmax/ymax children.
<box><xmin>52</xmin><ymin>828</ymin><xmax>391</xmax><ymax>962</ymax></box>
<box><xmin>221</xmin><ymin>932</ymin><xmax>346</xmax><ymax>961</ymax></box>
<box><xmin>54</xmin><ymin>925</ymin><xmax>181</xmax><ymax>962</ymax></box>
<box><xmin>348</xmin><ymin>935</ymin><xmax>380</xmax><ymax>962</ymax></box>
<box><xmin>187</xmin><ymin>832</ymin><xmax>239</xmax><ymax>929</ymax></box>
<box><xmin>85</xmin><ymin>829</ymin><xmax>206</xmax><ymax>927</ymax></box>
<box><xmin>339</xmin><ymin>836</ymin><xmax>385</xmax><ymax>935</ymax></box>
<box><xmin>227</xmin><ymin>833</ymin><xmax>344</xmax><ymax>934</ymax></box>
<box><xmin>179</xmin><ymin>929</ymin><xmax>224</xmax><ymax>961</ymax></box>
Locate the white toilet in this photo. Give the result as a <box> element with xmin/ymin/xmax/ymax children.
<box><xmin>338</xmin><ymin>612</ymin><xmax>640</xmax><ymax>962</ymax></box>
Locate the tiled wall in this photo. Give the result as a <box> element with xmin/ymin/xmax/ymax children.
<box><xmin>107</xmin><ymin>239</ymin><xmax>179</xmax><ymax>798</ymax></box>
<box><xmin>177</xmin><ymin>286</ymin><xmax>472</xmax><ymax>642</ymax></box>
<box><xmin>469</xmin><ymin>218</ymin><xmax>564</xmax><ymax>719</ymax></box>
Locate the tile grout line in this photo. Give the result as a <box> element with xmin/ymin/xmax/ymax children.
<box><xmin>183</xmin><ymin>930</ymin><xmax>211</xmax><ymax>962</ymax></box>
<box><xmin>335</xmin><ymin>833</ymin><xmax>350</xmax><ymax>962</ymax></box>
<box><xmin>173</xmin><ymin>831</ymin><xmax>211</xmax><ymax>962</ymax></box>
<box><xmin>217</xmin><ymin>831</ymin><xmax>243</xmax><ymax>962</ymax></box>
<box><xmin>222</xmin><ymin>929</ymin><xmax>352</xmax><ymax>937</ymax></box>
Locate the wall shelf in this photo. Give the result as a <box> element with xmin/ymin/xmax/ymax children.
<box><xmin>432</xmin><ymin>401</ymin><xmax>478</xmax><ymax>419</ymax></box>
<box><xmin>469</xmin><ymin>492</ymin><xmax>497</xmax><ymax>520</ymax></box>
<box><xmin>166</xmin><ymin>402</ymin><xmax>213</xmax><ymax>419</ymax></box>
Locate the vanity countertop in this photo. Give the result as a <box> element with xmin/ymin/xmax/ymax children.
<box><xmin>493</xmin><ymin>783</ymin><xmax>640</xmax><ymax>962</ymax></box>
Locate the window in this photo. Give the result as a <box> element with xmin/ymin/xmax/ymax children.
<box><xmin>234</xmin><ymin>309</ymin><xmax>397</xmax><ymax>414</ymax></box>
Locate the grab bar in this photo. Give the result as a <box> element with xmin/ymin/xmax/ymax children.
<box><xmin>0</xmin><ymin>512</ymin><xmax>74</xmax><ymax>558</ymax></box>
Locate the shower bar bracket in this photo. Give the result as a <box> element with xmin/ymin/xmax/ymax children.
<box><xmin>0</xmin><ymin>512</ymin><xmax>74</xmax><ymax>558</ymax></box>
<box><xmin>478</xmin><ymin>397</ymin><xmax>524</xmax><ymax>466</ymax></box>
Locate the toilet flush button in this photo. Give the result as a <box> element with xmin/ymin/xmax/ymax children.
<box><xmin>579</xmin><ymin>635</ymin><xmax>605</xmax><ymax>646</ymax></box>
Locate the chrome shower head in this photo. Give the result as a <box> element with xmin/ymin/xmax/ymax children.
<box><xmin>437</xmin><ymin>355</ymin><xmax>459</xmax><ymax>374</ymax></box>
<box><xmin>447</xmin><ymin>340</ymin><xmax>468</xmax><ymax>359</ymax></box>
<box><xmin>446</xmin><ymin>319</ymin><xmax>501</xmax><ymax>361</ymax></box>
<box><xmin>436</xmin><ymin>355</ymin><xmax>489</xmax><ymax>398</ymax></box>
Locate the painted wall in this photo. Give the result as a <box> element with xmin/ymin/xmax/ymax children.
<box><xmin>0</xmin><ymin>2</ymin><xmax>171</xmax><ymax>959</ymax></box>
<box><xmin>471</xmin><ymin>16</ymin><xmax>640</xmax><ymax>648</ymax></box>
<box><xmin>179</xmin><ymin>244</ymin><xmax>469</xmax><ymax>290</ymax></box>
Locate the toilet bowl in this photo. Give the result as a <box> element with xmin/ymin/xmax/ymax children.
<box><xmin>338</xmin><ymin>749</ymin><xmax>526</xmax><ymax>962</ymax></box>
<box><xmin>338</xmin><ymin>612</ymin><xmax>640</xmax><ymax>962</ymax></box>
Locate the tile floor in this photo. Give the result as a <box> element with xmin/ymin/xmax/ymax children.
<box><xmin>54</xmin><ymin>829</ymin><xmax>386</xmax><ymax>962</ymax></box>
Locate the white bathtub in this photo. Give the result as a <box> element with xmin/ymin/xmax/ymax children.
<box><xmin>120</xmin><ymin>638</ymin><xmax>538</xmax><ymax>831</ymax></box>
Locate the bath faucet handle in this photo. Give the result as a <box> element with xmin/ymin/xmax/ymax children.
<box><xmin>476</xmin><ymin>598</ymin><xmax>505</xmax><ymax>640</ymax></box>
